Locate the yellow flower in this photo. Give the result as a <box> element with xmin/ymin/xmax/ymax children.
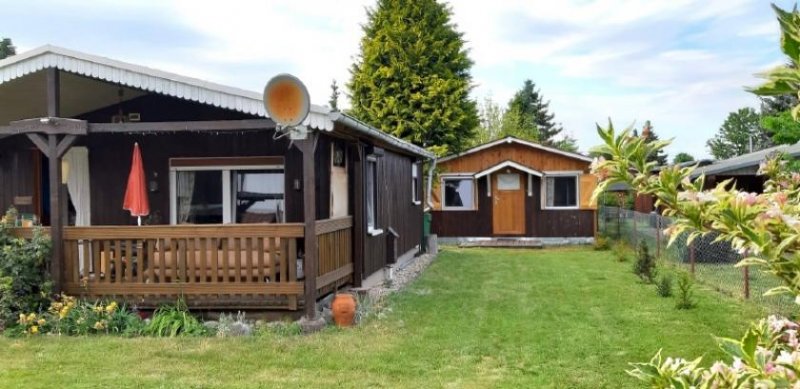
<box><xmin>105</xmin><ymin>302</ymin><xmax>118</xmax><ymax>313</ymax></box>
<box><xmin>29</xmin><ymin>326</ymin><xmax>39</xmax><ymax>334</ymax></box>
<box><xmin>93</xmin><ymin>305</ymin><xmax>104</xmax><ymax>314</ymax></box>
<box><xmin>18</xmin><ymin>313</ymin><xmax>26</xmax><ymax>324</ymax></box>
<box><xmin>37</xmin><ymin>318</ymin><xmax>46</xmax><ymax>326</ymax></box>
<box><xmin>26</xmin><ymin>313</ymin><xmax>36</xmax><ymax>322</ymax></box>
<box><xmin>93</xmin><ymin>320</ymin><xmax>106</xmax><ymax>330</ymax></box>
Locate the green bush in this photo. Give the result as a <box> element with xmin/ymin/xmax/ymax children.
<box><xmin>254</xmin><ymin>319</ymin><xmax>301</xmax><ymax>337</ymax></box>
<box><xmin>655</xmin><ymin>274</ymin><xmax>673</xmax><ymax>297</ymax></box>
<box><xmin>633</xmin><ymin>240</ymin><xmax>657</xmax><ymax>283</ymax></box>
<box><xmin>611</xmin><ymin>241</ymin><xmax>629</xmax><ymax>262</ymax></box>
<box><xmin>675</xmin><ymin>272</ymin><xmax>695</xmax><ymax>310</ymax></box>
<box><xmin>144</xmin><ymin>299</ymin><xmax>208</xmax><ymax>337</ymax></box>
<box><xmin>0</xmin><ymin>207</ymin><xmax>52</xmax><ymax>329</ymax></box>
<box><xmin>593</xmin><ymin>236</ymin><xmax>610</xmax><ymax>251</ymax></box>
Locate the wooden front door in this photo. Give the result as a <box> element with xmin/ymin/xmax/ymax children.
<box><xmin>492</xmin><ymin>171</ymin><xmax>525</xmax><ymax>235</ymax></box>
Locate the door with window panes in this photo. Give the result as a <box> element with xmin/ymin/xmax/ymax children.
<box><xmin>492</xmin><ymin>171</ymin><xmax>525</xmax><ymax>235</ymax></box>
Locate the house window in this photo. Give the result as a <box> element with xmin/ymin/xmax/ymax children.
<box><xmin>169</xmin><ymin>158</ymin><xmax>284</xmax><ymax>224</ymax></box>
<box><xmin>442</xmin><ymin>177</ymin><xmax>475</xmax><ymax>210</ymax></box>
<box><xmin>366</xmin><ymin>156</ymin><xmax>382</xmax><ymax>234</ymax></box>
<box><xmin>544</xmin><ymin>175</ymin><xmax>578</xmax><ymax>208</ymax></box>
<box><xmin>411</xmin><ymin>163</ymin><xmax>421</xmax><ymax>204</ymax></box>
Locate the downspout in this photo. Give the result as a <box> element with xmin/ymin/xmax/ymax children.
<box><xmin>425</xmin><ymin>158</ymin><xmax>437</xmax><ymax>209</ymax></box>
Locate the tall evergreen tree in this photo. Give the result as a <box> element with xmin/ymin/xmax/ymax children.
<box><xmin>640</xmin><ymin>121</ymin><xmax>669</xmax><ymax>166</ymax></box>
<box><xmin>505</xmin><ymin>80</ymin><xmax>563</xmax><ymax>146</ymax></box>
<box><xmin>347</xmin><ymin>0</ymin><xmax>478</xmax><ymax>156</ymax></box>
<box><xmin>329</xmin><ymin>79</ymin><xmax>340</xmax><ymax>112</ymax></box>
<box><xmin>0</xmin><ymin>38</ymin><xmax>15</xmax><ymax>60</ymax></box>
<box><xmin>707</xmin><ymin>107</ymin><xmax>772</xmax><ymax>159</ymax></box>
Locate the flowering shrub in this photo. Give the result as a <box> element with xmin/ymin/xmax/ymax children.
<box><xmin>0</xmin><ymin>207</ymin><xmax>52</xmax><ymax>329</ymax></box>
<box><xmin>591</xmin><ymin>121</ymin><xmax>800</xmax><ymax>386</ymax></box>
<box><xmin>13</xmin><ymin>294</ymin><xmax>143</xmax><ymax>337</ymax></box>
<box><xmin>629</xmin><ymin>316</ymin><xmax>800</xmax><ymax>387</ymax></box>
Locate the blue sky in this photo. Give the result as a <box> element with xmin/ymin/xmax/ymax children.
<box><xmin>2</xmin><ymin>0</ymin><xmax>796</xmax><ymax>158</ymax></box>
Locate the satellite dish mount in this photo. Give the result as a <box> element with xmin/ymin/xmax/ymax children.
<box><xmin>263</xmin><ymin>74</ymin><xmax>311</xmax><ymax>140</ymax></box>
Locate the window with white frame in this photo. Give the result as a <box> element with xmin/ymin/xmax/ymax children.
<box><xmin>169</xmin><ymin>158</ymin><xmax>284</xmax><ymax>224</ymax></box>
<box><xmin>544</xmin><ymin>174</ymin><xmax>578</xmax><ymax>208</ymax></box>
<box><xmin>366</xmin><ymin>156</ymin><xmax>381</xmax><ymax>234</ymax></box>
<box><xmin>411</xmin><ymin>163</ymin><xmax>421</xmax><ymax>204</ymax></box>
<box><xmin>442</xmin><ymin>177</ymin><xmax>475</xmax><ymax>210</ymax></box>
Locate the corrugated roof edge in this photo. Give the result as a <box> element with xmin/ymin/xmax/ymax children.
<box><xmin>691</xmin><ymin>143</ymin><xmax>800</xmax><ymax>177</ymax></box>
<box><xmin>437</xmin><ymin>136</ymin><xmax>593</xmax><ymax>163</ymax></box>
<box><xmin>330</xmin><ymin>112</ymin><xmax>434</xmax><ymax>159</ymax></box>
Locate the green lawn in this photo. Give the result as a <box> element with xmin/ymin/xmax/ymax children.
<box><xmin>0</xmin><ymin>248</ymin><xmax>769</xmax><ymax>388</ymax></box>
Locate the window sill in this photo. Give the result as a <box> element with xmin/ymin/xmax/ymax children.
<box><xmin>441</xmin><ymin>208</ymin><xmax>476</xmax><ymax>211</ymax></box>
<box><xmin>368</xmin><ymin>228</ymin><xmax>384</xmax><ymax>236</ymax></box>
<box><xmin>543</xmin><ymin>206</ymin><xmax>579</xmax><ymax>210</ymax></box>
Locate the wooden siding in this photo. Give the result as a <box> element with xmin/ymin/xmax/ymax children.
<box><xmin>432</xmin><ymin>142</ymin><xmax>591</xmax><ymax>209</ymax></box>
<box><xmin>363</xmin><ymin>148</ymin><xmax>422</xmax><ymax>276</ymax></box>
<box><xmin>432</xmin><ymin>175</ymin><xmax>595</xmax><ymax>238</ymax></box>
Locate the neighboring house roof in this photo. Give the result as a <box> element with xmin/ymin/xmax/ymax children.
<box><xmin>0</xmin><ymin>45</ymin><xmax>433</xmax><ymax>159</ymax></box>
<box><xmin>474</xmin><ymin>160</ymin><xmax>543</xmax><ymax>178</ymax></box>
<box><xmin>437</xmin><ymin>136</ymin><xmax>593</xmax><ymax>163</ymax></box>
<box><xmin>692</xmin><ymin>143</ymin><xmax>800</xmax><ymax>177</ymax></box>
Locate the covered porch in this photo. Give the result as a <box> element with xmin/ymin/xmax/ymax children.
<box><xmin>0</xmin><ymin>46</ymin><xmax>356</xmax><ymax>316</ymax></box>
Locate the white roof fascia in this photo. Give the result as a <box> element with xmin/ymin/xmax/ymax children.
<box><xmin>474</xmin><ymin>160</ymin><xmax>543</xmax><ymax>178</ymax></box>
<box><xmin>438</xmin><ymin>136</ymin><xmax>593</xmax><ymax>163</ymax></box>
<box><xmin>0</xmin><ymin>45</ymin><xmax>334</xmax><ymax>131</ymax></box>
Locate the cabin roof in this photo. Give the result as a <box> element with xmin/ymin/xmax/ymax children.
<box><xmin>438</xmin><ymin>136</ymin><xmax>593</xmax><ymax>164</ymax></box>
<box><xmin>691</xmin><ymin>143</ymin><xmax>800</xmax><ymax>177</ymax></box>
<box><xmin>0</xmin><ymin>45</ymin><xmax>433</xmax><ymax>159</ymax></box>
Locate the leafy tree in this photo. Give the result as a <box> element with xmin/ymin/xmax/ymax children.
<box><xmin>347</xmin><ymin>0</ymin><xmax>479</xmax><ymax>156</ymax></box>
<box><xmin>473</xmin><ymin>96</ymin><xmax>503</xmax><ymax>145</ymax></box>
<box><xmin>329</xmin><ymin>79</ymin><xmax>340</xmax><ymax>112</ymax></box>
<box><xmin>672</xmin><ymin>152</ymin><xmax>695</xmax><ymax>164</ymax></box>
<box><xmin>0</xmin><ymin>38</ymin><xmax>15</xmax><ymax>60</ymax></box>
<box><xmin>750</xmin><ymin>5</ymin><xmax>800</xmax><ymax>118</ymax></box>
<box><xmin>706</xmin><ymin>108</ymin><xmax>771</xmax><ymax>159</ymax></box>
<box><xmin>505</xmin><ymin>80</ymin><xmax>562</xmax><ymax>145</ymax></box>
<box><xmin>761</xmin><ymin>110</ymin><xmax>800</xmax><ymax>144</ymax></box>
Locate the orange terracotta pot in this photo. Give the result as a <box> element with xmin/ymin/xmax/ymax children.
<box><xmin>331</xmin><ymin>293</ymin><xmax>357</xmax><ymax>327</ymax></box>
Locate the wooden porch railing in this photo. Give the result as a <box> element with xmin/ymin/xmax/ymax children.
<box><xmin>9</xmin><ymin>218</ymin><xmax>354</xmax><ymax>310</ymax></box>
<box><xmin>58</xmin><ymin>224</ymin><xmax>305</xmax><ymax>309</ymax></box>
<box><xmin>315</xmin><ymin>216</ymin><xmax>354</xmax><ymax>294</ymax></box>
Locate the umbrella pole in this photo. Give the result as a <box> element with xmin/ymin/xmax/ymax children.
<box><xmin>137</xmin><ymin>216</ymin><xmax>142</xmax><ymax>226</ymax></box>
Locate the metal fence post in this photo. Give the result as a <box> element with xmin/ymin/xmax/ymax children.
<box><xmin>689</xmin><ymin>242</ymin><xmax>696</xmax><ymax>274</ymax></box>
<box><xmin>655</xmin><ymin>216</ymin><xmax>661</xmax><ymax>259</ymax></box>
<box><xmin>743</xmin><ymin>266</ymin><xmax>750</xmax><ymax>299</ymax></box>
<box><xmin>632</xmin><ymin>211</ymin><xmax>637</xmax><ymax>245</ymax></box>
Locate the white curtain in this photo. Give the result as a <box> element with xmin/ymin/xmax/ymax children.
<box><xmin>64</xmin><ymin>147</ymin><xmax>91</xmax><ymax>226</ymax></box>
<box><xmin>177</xmin><ymin>172</ymin><xmax>195</xmax><ymax>223</ymax></box>
<box><xmin>64</xmin><ymin>147</ymin><xmax>91</xmax><ymax>274</ymax></box>
<box><xmin>546</xmin><ymin>177</ymin><xmax>555</xmax><ymax>207</ymax></box>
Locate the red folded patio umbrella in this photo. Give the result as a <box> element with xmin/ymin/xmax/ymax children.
<box><xmin>123</xmin><ymin>142</ymin><xmax>150</xmax><ymax>226</ymax></box>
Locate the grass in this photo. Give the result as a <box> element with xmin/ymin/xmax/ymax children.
<box><xmin>0</xmin><ymin>247</ymin><xmax>771</xmax><ymax>388</ymax></box>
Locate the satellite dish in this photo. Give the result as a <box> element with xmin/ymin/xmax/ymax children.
<box><xmin>263</xmin><ymin>74</ymin><xmax>310</xmax><ymax>128</ymax></box>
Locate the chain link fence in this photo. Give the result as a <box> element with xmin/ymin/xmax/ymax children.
<box><xmin>599</xmin><ymin>205</ymin><xmax>794</xmax><ymax>315</ymax></box>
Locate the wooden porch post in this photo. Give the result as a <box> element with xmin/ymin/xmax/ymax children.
<box><xmin>298</xmin><ymin>133</ymin><xmax>319</xmax><ymax>319</ymax></box>
<box><xmin>46</xmin><ymin>68</ymin><xmax>64</xmax><ymax>292</ymax></box>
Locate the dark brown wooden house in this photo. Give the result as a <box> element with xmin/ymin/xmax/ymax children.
<box><xmin>430</xmin><ymin>137</ymin><xmax>597</xmax><ymax>239</ymax></box>
<box><xmin>0</xmin><ymin>45</ymin><xmax>432</xmax><ymax>317</ymax></box>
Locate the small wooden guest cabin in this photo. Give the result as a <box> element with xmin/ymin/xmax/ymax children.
<box><xmin>0</xmin><ymin>45</ymin><xmax>432</xmax><ymax>316</ymax></box>
<box><xmin>430</xmin><ymin>137</ymin><xmax>597</xmax><ymax>239</ymax></box>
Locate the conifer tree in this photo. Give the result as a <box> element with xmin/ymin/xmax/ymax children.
<box><xmin>329</xmin><ymin>80</ymin><xmax>340</xmax><ymax>112</ymax></box>
<box><xmin>347</xmin><ymin>0</ymin><xmax>478</xmax><ymax>156</ymax></box>
<box><xmin>505</xmin><ymin>80</ymin><xmax>563</xmax><ymax>146</ymax></box>
<box><xmin>0</xmin><ymin>38</ymin><xmax>15</xmax><ymax>60</ymax></box>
